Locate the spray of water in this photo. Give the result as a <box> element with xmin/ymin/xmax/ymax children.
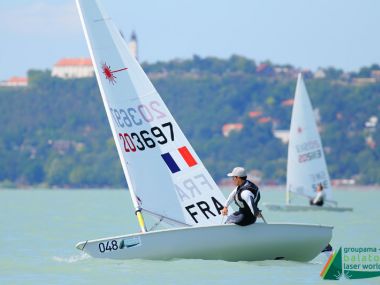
<box><xmin>52</xmin><ymin>252</ymin><xmax>91</xmax><ymax>263</ymax></box>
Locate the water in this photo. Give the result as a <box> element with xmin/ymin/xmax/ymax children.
<box><xmin>1</xmin><ymin>187</ymin><xmax>379</xmax><ymax>285</ymax></box>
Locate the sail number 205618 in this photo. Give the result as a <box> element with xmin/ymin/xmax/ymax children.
<box><xmin>119</xmin><ymin>122</ymin><xmax>174</xmax><ymax>153</ymax></box>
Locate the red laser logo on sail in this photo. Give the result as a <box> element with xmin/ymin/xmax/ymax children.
<box><xmin>101</xmin><ymin>62</ymin><xmax>128</xmax><ymax>84</ymax></box>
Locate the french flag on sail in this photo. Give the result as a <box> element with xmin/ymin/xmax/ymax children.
<box><xmin>161</xmin><ymin>146</ymin><xmax>198</xmax><ymax>173</ymax></box>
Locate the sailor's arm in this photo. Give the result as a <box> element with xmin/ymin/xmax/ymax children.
<box><xmin>221</xmin><ymin>188</ymin><xmax>237</xmax><ymax>215</ymax></box>
<box><xmin>313</xmin><ymin>191</ymin><xmax>323</xmax><ymax>203</ymax></box>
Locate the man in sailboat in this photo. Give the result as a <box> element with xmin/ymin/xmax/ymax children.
<box><xmin>309</xmin><ymin>183</ymin><xmax>325</xmax><ymax>206</ymax></box>
<box><xmin>221</xmin><ymin>167</ymin><xmax>262</xmax><ymax>226</ymax></box>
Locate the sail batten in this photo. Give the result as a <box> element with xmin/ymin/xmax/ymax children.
<box><xmin>76</xmin><ymin>0</ymin><xmax>227</xmax><ymax>227</ymax></box>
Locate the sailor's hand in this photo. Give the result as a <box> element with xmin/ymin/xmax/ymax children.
<box><xmin>221</xmin><ymin>207</ymin><xmax>228</xmax><ymax>216</ymax></box>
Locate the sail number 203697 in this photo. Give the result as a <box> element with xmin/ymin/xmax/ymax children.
<box><xmin>110</xmin><ymin>100</ymin><xmax>166</xmax><ymax>129</ymax></box>
<box><xmin>119</xmin><ymin>122</ymin><xmax>174</xmax><ymax>153</ymax></box>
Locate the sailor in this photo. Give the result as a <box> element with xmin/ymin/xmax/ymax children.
<box><xmin>310</xmin><ymin>183</ymin><xmax>325</xmax><ymax>206</ymax></box>
<box><xmin>221</xmin><ymin>167</ymin><xmax>261</xmax><ymax>226</ymax></box>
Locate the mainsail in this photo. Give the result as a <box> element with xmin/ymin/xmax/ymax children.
<box><xmin>286</xmin><ymin>74</ymin><xmax>332</xmax><ymax>203</ymax></box>
<box><xmin>76</xmin><ymin>0</ymin><xmax>227</xmax><ymax>228</ymax></box>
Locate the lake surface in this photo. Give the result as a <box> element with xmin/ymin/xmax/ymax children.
<box><xmin>1</xmin><ymin>187</ymin><xmax>379</xmax><ymax>285</ymax></box>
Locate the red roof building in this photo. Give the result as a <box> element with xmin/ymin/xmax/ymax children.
<box><xmin>0</xmin><ymin>76</ymin><xmax>28</xmax><ymax>87</ymax></box>
<box><xmin>51</xmin><ymin>58</ymin><xmax>94</xmax><ymax>79</ymax></box>
<box><xmin>249</xmin><ymin>111</ymin><xmax>263</xmax><ymax>118</ymax></box>
<box><xmin>256</xmin><ymin>63</ymin><xmax>274</xmax><ymax>76</ymax></box>
<box><xmin>281</xmin><ymin>99</ymin><xmax>294</xmax><ymax>106</ymax></box>
<box><xmin>258</xmin><ymin>117</ymin><xmax>271</xmax><ymax>124</ymax></box>
<box><xmin>55</xmin><ymin>58</ymin><xmax>93</xmax><ymax>66</ymax></box>
<box><xmin>222</xmin><ymin>123</ymin><xmax>243</xmax><ymax>137</ymax></box>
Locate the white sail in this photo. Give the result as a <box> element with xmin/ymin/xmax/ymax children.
<box><xmin>76</xmin><ymin>0</ymin><xmax>227</xmax><ymax>227</ymax></box>
<box><xmin>286</xmin><ymin>74</ymin><xmax>333</xmax><ymax>201</ymax></box>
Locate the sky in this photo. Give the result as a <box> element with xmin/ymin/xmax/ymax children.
<box><xmin>1</xmin><ymin>0</ymin><xmax>379</xmax><ymax>80</ymax></box>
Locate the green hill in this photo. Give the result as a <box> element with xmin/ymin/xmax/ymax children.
<box><xmin>0</xmin><ymin>56</ymin><xmax>379</xmax><ymax>188</ymax></box>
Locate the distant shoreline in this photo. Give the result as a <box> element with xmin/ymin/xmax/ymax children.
<box><xmin>1</xmin><ymin>185</ymin><xmax>379</xmax><ymax>191</ymax></box>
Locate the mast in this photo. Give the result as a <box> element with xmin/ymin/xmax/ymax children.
<box><xmin>128</xmin><ymin>181</ymin><xmax>147</xmax><ymax>232</ymax></box>
<box><xmin>76</xmin><ymin>0</ymin><xmax>148</xmax><ymax>233</ymax></box>
<box><xmin>285</xmin><ymin>187</ymin><xmax>290</xmax><ymax>205</ymax></box>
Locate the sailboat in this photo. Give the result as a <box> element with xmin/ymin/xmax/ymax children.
<box><xmin>264</xmin><ymin>74</ymin><xmax>353</xmax><ymax>212</ymax></box>
<box><xmin>75</xmin><ymin>0</ymin><xmax>333</xmax><ymax>261</ymax></box>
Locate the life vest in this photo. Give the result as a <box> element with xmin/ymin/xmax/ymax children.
<box><xmin>234</xmin><ymin>180</ymin><xmax>261</xmax><ymax>214</ymax></box>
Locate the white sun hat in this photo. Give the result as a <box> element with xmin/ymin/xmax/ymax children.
<box><xmin>227</xmin><ymin>167</ymin><xmax>247</xmax><ymax>177</ymax></box>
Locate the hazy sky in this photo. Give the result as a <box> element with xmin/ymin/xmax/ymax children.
<box><xmin>1</xmin><ymin>0</ymin><xmax>379</xmax><ymax>80</ymax></box>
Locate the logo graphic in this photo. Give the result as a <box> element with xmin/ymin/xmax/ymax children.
<box><xmin>101</xmin><ymin>62</ymin><xmax>128</xmax><ymax>84</ymax></box>
<box><xmin>321</xmin><ymin>247</ymin><xmax>380</xmax><ymax>280</ymax></box>
<box><xmin>119</xmin><ymin>237</ymin><xmax>141</xmax><ymax>249</ymax></box>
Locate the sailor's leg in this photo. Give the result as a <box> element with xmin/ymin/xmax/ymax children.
<box><xmin>237</xmin><ymin>213</ymin><xmax>256</xmax><ymax>226</ymax></box>
<box><xmin>225</xmin><ymin>211</ymin><xmax>243</xmax><ymax>224</ymax></box>
<box><xmin>315</xmin><ymin>200</ymin><xmax>323</xmax><ymax>206</ymax></box>
<box><xmin>226</xmin><ymin>209</ymin><xmax>256</xmax><ymax>226</ymax></box>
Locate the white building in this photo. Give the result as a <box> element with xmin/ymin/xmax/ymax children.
<box><xmin>222</xmin><ymin>123</ymin><xmax>243</xmax><ymax>137</ymax></box>
<box><xmin>52</xmin><ymin>31</ymin><xmax>138</xmax><ymax>79</ymax></box>
<box><xmin>273</xmin><ymin>130</ymin><xmax>290</xmax><ymax>144</ymax></box>
<box><xmin>0</xmin><ymin>76</ymin><xmax>28</xmax><ymax>87</ymax></box>
<box><xmin>314</xmin><ymin>68</ymin><xmax>326</xmax><ymax>79</ymax></box>
<box><xmin>51</xmin><ymin>58</ymin><xmax>94</xmax><ymax>79</ymax></box>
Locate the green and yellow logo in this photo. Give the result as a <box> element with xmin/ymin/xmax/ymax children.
<box><xmin>321</xmin><ymin>247</ymin><xmax>380</xmax><ymax>280</ymax></box>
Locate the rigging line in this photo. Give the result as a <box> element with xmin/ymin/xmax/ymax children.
<box><xmin>148</xmin><ymin>216</ymin><xmax>164</xmax><ymax>232</ymax></box>
<box><xmin>259</xmin><ymin>211</ymin><xmax>268</xmax><ymax>224</ymax></box>
<box><xmin>141</xmin><ymin>208</ymin><xmax>191</xmax><ymax>227</ymax></box>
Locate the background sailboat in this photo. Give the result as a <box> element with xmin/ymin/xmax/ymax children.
<box><xmin>265</xmin><ymin>74</ymin><xmax>353</xmax><ymax>212</ymax></box>
<box><xmin>75</xmin><ymin>0</ymin><xmax>332</xmax><ymax>261</ymax></box>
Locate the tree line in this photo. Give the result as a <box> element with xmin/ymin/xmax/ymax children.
<box><xmin>0</xmin><ymin>56</ymin><xmax>379</xmax><ymax>188</ymax></box>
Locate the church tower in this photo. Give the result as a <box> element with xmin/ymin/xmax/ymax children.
<box><xmin>128</xmin><ymin>31</ymin><xmax>138</xmax><ymax>61</ymax></box>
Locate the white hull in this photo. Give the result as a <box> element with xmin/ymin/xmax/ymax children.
<box><xmin>264</xmin><ymin>203</ymin><xmax>353</xmax><ymax>212</ymax></box>
<box><xmin>76</xmin><ymin>223</ymin><xmax>332</xmax><ymax>262</ymax></box>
